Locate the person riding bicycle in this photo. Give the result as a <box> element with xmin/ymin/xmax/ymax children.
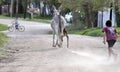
<box><xmin>12</xmin><ymin>18</ymin><xmax>19</xmax><ymax>29</ymax></box>
<box><xmin>8</xmin><ymin>18</ymin><xmax>25</xmax><ymax>32</ymax></box>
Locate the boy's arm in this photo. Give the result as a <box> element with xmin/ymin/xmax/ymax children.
<box><xmin>102</xmin><ymin>28</ymin><xmax>106</xmax><ymax>44</ymax></box>
<box><xmin>103</xmin><ymin>32</ymin><xmax>106</xmax><ymax>44</ymax></box>
<box><xmin>115</xmin><ymin>29</ymin><xmax>118</xmax><ymax>39</ymax></box>
<box><xmin>116</xmin><ymin>33</ymin><xmax>118</xmax><ymax>39</ymax></box>
<box><xmin>11</xmin><ymin>20</ymin><xmax>15</xmax><ymax>25</ymax></box>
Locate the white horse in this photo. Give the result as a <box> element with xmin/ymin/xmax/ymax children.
<box><xmin>51</xmin><ymin>6</ymin><xmax>69</xmax><ymax>48</ymax></box>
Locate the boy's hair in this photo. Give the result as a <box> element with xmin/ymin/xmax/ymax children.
<box><xmin>106</xmin><ymin>20</ymin><xmax>112</xmax><ymax>27</ymax></box>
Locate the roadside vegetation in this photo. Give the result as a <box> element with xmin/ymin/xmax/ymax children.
<box><xmin>0</xmin><ymin>32</ymin><xmax>8</xmax><ymax>46</ymax></box>
<box><xmin>0</xmin><ymin>48</ymin><xmax>8</xmax><ymax>60</ymax></box>
<box><xmin>0</xmin><ymin>15</ymin><xmax>51</xmax><ymax>24</ymax></box>
<box><xmin>0</xmin><ymin>24</ymin><xmax>8</xmax><ymax>46</ymax></box>
<box><xmin>0</xmin><ymin>24</ymin><xmax>8</xmax><ymax>31</ymax></box>
<box><xmin>68</xmin><ymin>27</ymin><xmax>103</xmax><ymax>36</ymax></box>
<box><xmin>0</xmin><ymin>24</ymin><xmax>8</xmax><ymax>60</ymax></box>
<box><xmin>68</xmin><ymin>26</ymin><xmax>120</xmax><ymax>36</ymax></box>
<box><xmin>23</xmin><ymin>18</ymin><xmax>51</xmax><ymax>24</ymax></box>
<box><xmin>0</xmin><ymin>14</ymin><xmax>11</xmax><ymax>19</ymax></box>
<box><xmin>67</xmin><ymin>25</ymin><xmax>120</xmax><ymax>42</ymax></box>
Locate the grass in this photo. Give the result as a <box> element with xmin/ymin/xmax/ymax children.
<box><xmin>0</xmin><ymin>24</ymin><xmax>8</xmax><ymax>46</ymax></box>
<box><xmin>68</xmin><ymin>26</ymin><xmax>120</xmax><ymax>42</ymax></box>
<box><xmin>0</xmin><ymin>14</ymin><xmax>51</xmax><ymax>24</ymax></box>
<box><xmin>68</xmin><ymin>26</ymin><xmax>104</xmax><ymax>37</ymax></box>
<box><xmin>0</xmin><ymin>14</ymin><xmax>11</xmax><ymax>19</ymax></box>
<box><xmin>0</xmin><ymin>24</ymin><xmax>8</xmax><ymax>60</ymax></box>
<box><xmin>67</xmin><ymin>26</ymin><xmax>120</xmax><ymax>43</ymax></box>
<box><xmin>0</xmin><ymin>49</ymin><xmax>8</xmax><ymax>60</ymax></box>
<box><xmin>68</xmin><ymin>26</ymin><xmax>120</xmax><ymax>37</ymax></box>
<box><xmin>78</xmin><ymin>28</ymin><xmax>103</xmax><ymax>36</ymax></box>
<box><xmin>117</xmin><ymin>28</ymin><xmax>120</xmax><ymax>42</ymax></box>
<box><xmin>0</xmin><ymin>24</ymin><xmax>8</xmax><ymax>31</ymax></box>
<box><xmin>23</xmin><ymin>15</ymin><xmax>52</xmax><ymax>23</ymax></box>
<box><xmin>23</xmin><ymin>18</ymin><xmax>51</xmax><ymax>23</ymax></box>
<box><xmin>0</xmin><ymin>32</ymin><xmax>8</xmax><ymax>46</ymax></box>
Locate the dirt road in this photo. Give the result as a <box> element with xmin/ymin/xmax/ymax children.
<box><xmin>0</xmin><ymin>19</ymin><xmax>120</xmax><ymax>72</ymax></box>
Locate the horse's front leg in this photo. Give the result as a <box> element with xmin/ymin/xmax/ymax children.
<box><xmin>53</xmin><ymin>31</ymin><xmax>56</xmax><ymax>47</ymax></box>
<box><xmin>58</xmin><ymin>34</ymin><xmax>63</xmax><ymax>48</ymax></box>
<box><xmin>61</xmin><ymin>23</ymin><xmax>65</xmax><ymax>36</ymax></box>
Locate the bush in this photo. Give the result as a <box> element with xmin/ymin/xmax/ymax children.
<box><xmin>116</xmin><ymin>28</ymin><xmax>120</xmax><ymax>34</ymax></box>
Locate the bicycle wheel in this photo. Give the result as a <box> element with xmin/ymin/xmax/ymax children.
<box><xmin>18</xmin><ymin>26</ymin><xmax>25</xmax><ymax>32</ymax></box>
<box><xmin>8</xmin><ymin>26</ymin><xmax>14</xmax><ymax>32</ymax></box>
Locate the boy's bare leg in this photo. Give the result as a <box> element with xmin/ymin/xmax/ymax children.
<box><xmin>108</xmin><ymin>48</ymin><xmax>117</xmax><ymax>60</ymax></box>
<box><xmin>108</xmin><ymin>48</ymin><xmax>111</xmax><ymax>57</ymax></box>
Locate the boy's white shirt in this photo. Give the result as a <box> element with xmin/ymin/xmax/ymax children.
<box><xmin>12</xmin><ymin>19</ymin><xmax>19</xmax><ymax>25</ymax></box>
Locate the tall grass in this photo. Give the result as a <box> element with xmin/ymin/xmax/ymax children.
<box><xmin>0</xmin><ymin>24</ymin><xmax>8</xmax><ymax>31</ymax></box>
<box><xmin>0</xmin><ymin>24</ymin><xmax>8</xmax><ymax>46</ymax></box>
<box><xmin>0</xmin><ymin>14</ymin><xmax>51</xmax><ymax>24</ymax></box>
<box><xmin>0</xmin><ymin>32</ymin><xmax>8</xmax><ymax>46</ymax></box>
<box><xmin>68</xmin><ymin>25</ymin><xmax>120</xmax><ymax>37</ymax></box>
<box><xmin>0</xmin><ymin>24</ymin><xmax>8</xmax><ymax>60</ymax></box>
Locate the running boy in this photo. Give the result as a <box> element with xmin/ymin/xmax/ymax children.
<box><xmin>102</xmin><ymin>20</ymin><xmax>118</xmax><ymax>58</ymax></box>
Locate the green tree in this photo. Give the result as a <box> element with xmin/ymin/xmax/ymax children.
<box><xmin>61</xmin><ymin>0</ymin><xmax>110</xmax><ymax>28</ymax></box>
<box><xmin>0</xmin><ymin>1</ymin><xmax>2</xmax><ymax>14</ymax></box>
<box><xmin>0</xmin><ymin>0</ymin><xmax>11</xmax><ymax>15</ymax></box>
<box><xmin>23</xmin><ymin>0</ymin><xmax>28</xmax><ymax>19</ymax></box>
<box><xmin>114</xmin><ymin>0</ymin><xmax>120</xmax><ymax>27</ymax></box>
<box><xmin>15</xmin><ymin>0</ymin><xmax>18</xmax><ymax>18</ymax></box>
<box><xmin>10</xmin><ymin>0</ymin><xmax>14</xmax><ymax>17</ymax></box>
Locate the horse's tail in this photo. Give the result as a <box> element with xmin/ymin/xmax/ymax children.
<box><xmin>58</xmin><ymin>15</ymin><xmax>62</xmax><ymax>33</ymax></box>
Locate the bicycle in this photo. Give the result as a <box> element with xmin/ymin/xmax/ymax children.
<box><xmin>8</xmin><ymin>22</ymin><xmax>25</xmax><ymax>32</ymax></box>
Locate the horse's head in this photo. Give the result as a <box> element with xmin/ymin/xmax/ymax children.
<box><xmin>53</xmin><ymin>9</ymin><xmax>60</xmax><ymax>16</ymax></box>
<box><xmin>52</xmin><ymin>5</ymin><xmax>61</xmax><ymax>16</ymax></box>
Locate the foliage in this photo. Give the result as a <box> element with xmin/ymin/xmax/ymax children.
<box><xmin>116</xmin><ymin>28</ymin><xmax>120</xmax><ymax>42</ymax></box>
<box><xmin>0</xmin><ymin>24</ymin><xmax>8</xmax><ymax>31</ymax></box>
<box><xmin>0</xmin><ymin>14</ymin><xmax>51</xmax><ymax>24</ymax></box>
<box><xmin>0</xmin><ymin>24</ymin><xmax>8</xmax><ymax>46</ymax></box>
<box><xmin>68</xmin><ymin>27</ymin><xmax>103</xmax><ymax>36</ymax></box>
<box><xmin>0</xmin><ymin>49</ymin><xmax>8</xmax><ymax>60</ymax></box>
<box><xmin>78</xmin><ymin>28</ymin><xmax>99</xmax><ymax>36</ymax></box>
<box><xmin>116</xmin><ymin>28</ymin><xmax>120</xmax><ymax>34</ymax></box>
<box><xmin>0</xmin><ymin>32</ymin><xmax>8</xmax><ymax>46</ymax></box>
<box><xmin>0</xmin><ymin>0</ymin><xmax>120</xmax><ymax>28</ymax></box>
<box><xmin>22</xmin><ymin>14</ymin><xmax>51</xmax><ymax>23</ymax></box>
<box><xmin>61</xmin><ymin>0</ymin><xmax>120</xmax><ymax>28</ymax></box>
<box><xmin>61</xmin><ymin>0</ymin><xmax>109</xmax><ymax>28</ymax></box>
<box><xmin>0</xmin><ymin>15</ymin><xmax>11</xmax><ymax>19</ymax></box>
<box><xmin>34</xmin><ymin>15</ymin><xmax>52</xmax><ymax>20</ymax></box>
<box><xmin>115</xmin><ymin>0</ymin><xmax>120</xmax><ymax>27</ymax></box>
<box><xmin>23</xmin><ymin>18</ymin><xmax>51</xmax><ymax>24</ymax></box>
<box><xmin>68</xmin><ymin>27</ymin><xmax>120</xmax><ymax>37</ymax></box>
<box><xmin>0</xmin><ymin>0</ymin><xmax>11</xmax><ymax>4</ymax></box>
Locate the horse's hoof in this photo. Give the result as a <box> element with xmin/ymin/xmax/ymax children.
<box><xmin>53</xmin><ymin>45</ymin><xmax>56</xmax><ymax>47</ymax></box>
<box><xmin>58</xmin><ymin>45</ymin><xmax>62</xmax><ymax>48</ymax></box>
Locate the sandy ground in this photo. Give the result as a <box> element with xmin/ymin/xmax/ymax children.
<box><xmin>0</xmin><ymin>19</ymin><xmax>120</xmax><ymax>72</ymax></box>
